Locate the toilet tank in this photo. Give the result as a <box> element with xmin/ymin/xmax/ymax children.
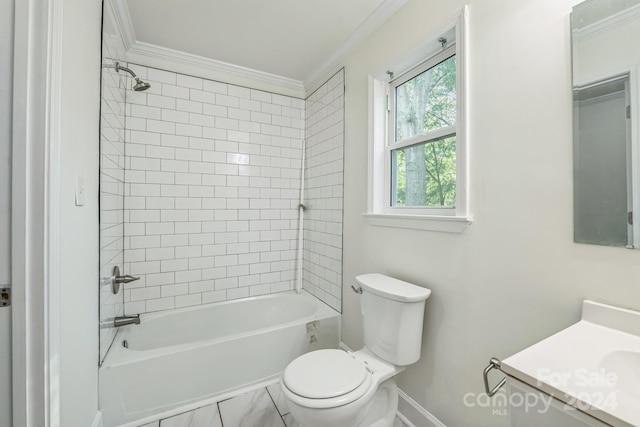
<box><xmin>356</xmin><ymin>274</ymin><xmax>431</xmax><ymax>366</ymax></box>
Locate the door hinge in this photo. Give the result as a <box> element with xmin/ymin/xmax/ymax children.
<box><xmin>1</xmin><ymin>287</ymin><xmax>10</xmax><ymax>307</ymax></box>
<box><xmin>627</xmin><ymin>105</ymin><xmax>631</xmax><ymax>119</ymax></box>
<box><xmin>628</xmin><ymin>211</ymin><xmax>633</xmax><ymax>225</ymax></box>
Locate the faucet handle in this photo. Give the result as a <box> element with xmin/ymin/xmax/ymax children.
<box><xmin>109</xmin><ymin>266</ymin><xmax>140</xmax><ymax>294</ymax></box>
<box><xmin>115</xmin><ymin>275</ymin><xmax>140</xmax><ymax>284</ymax></box>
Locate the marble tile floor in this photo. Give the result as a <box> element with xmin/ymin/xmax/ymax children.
<box><xmin>137</xmin><ymin>382</ymin><xmax>409</xmax><ymax>427</ymax></box>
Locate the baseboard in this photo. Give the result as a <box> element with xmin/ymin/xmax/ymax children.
<box><xmin>338</xmin><ymin>342</ymin><xmax>446</xmax><ymax>427</ymax></box>
<box><xmin>397</xmin><ymin>389</ymin><xmax>446</xmax><ymax>427</ymax></box>
<box><xmin>92</xmin><ymin>410</ymin><xmax>104</xmax><ymax>427</ymax></box>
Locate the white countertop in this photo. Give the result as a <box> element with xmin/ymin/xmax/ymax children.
<box><xmin>502</xmin><ymin>300</ymin><xmax>640</xmax><ymax>427</ymax></box>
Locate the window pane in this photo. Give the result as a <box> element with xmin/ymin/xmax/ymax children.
<box><xmin>395</xmin><ymin>55</ymin><xmax>456</xmax><ymax>142</ymax></box>
<box><xmin>391</xmin><ymin>136</ymin><xmax>456</xmax><ymax>207</ymax></box>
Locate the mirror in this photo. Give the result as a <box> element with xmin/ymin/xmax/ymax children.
<box><xmin>572</xmin><ymin>0</ymin><xmax>640</xmax><ymax>247</ymax></box>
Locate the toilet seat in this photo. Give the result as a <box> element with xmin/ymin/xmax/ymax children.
<box><xmin>282</xmin><ymin>349</ymin><xmax>373</xmax><ymax>409</ymax></box>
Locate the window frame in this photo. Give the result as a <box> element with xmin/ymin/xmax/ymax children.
<box><xmin>365</xmin><ymin>8</ymin><xmax>470</xmax><ymax>232</ymax></box>
<box><xmin>385</xmin><ymin>46</ymin><xmax>458</xmax><ymax>216</ymax></box>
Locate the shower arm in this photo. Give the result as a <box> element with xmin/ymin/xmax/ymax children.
<box><xmin>111</xmin><ymin>62</ymin><xmax>151</xmax><ymax>91</ymax></box>
<box><xmin>115</xmin><ymin>62</ymin><xmax>138</xmax><ymax>78</ymax></box>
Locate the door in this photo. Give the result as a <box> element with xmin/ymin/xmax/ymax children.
<box><xmin>1</xmin><ymin>0</ymin><xmax>13</xmax><ymax>424</ymax></box>
<box><xmin>574</xmin><ymin>76</ymin><xmax>631</xmax><ymax>247</ymax></box>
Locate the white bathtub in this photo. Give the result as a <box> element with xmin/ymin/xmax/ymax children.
<box><xmin>99</xmin><ymin>291</ymin><xmax>340</xmax><ymax>427</ymax></box>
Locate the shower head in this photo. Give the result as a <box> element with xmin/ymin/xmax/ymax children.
<box><xmin>133</xmin><ymin>78</ymin><xmax>151</xmax><ymax>92</ymax></box>
<box><xmin>115</xmin><ymin>62</ymin><xmax>151</xmax><ymax>91</ymax></box>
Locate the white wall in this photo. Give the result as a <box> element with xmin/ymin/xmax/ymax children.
<box><xmin>340</xmin><ymin>0</ymin><xmax>640</xmax><ymax>426</ymax></box>
<box><xmin>0</xmin><ymin>0</ymin><xmax>12</xmax><ymax>286</ymax></box>
<box><xmin>58</xmin><ymin>0</ymin><xmax>102</xmax><ymax>425</ymax></box>
<box><xmin>0</xmin><ymin>0</ymin><xmax>13</xmax><ymax>424</ymax></box>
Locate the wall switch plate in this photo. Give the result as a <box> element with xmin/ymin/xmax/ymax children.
<box><xmin>75</xmin><ymin>175</ymin><xmax>85</xmax><ymax>206</ymax></box>
<box><xmin>0</xmin><ymin>287</ymin><xmax>10</xmax><ymax>306</ymax></box>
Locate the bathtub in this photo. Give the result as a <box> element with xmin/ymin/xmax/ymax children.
<box><xmin>99</xmin><ymin>291</ymin><xmax>340</xmax><ymax>427</ymax></box>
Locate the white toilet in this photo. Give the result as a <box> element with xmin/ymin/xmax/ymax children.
<box><xmin>281</xmin><ymin>273</ymin><xmax>431</xmax><ymax>427</ymax></box>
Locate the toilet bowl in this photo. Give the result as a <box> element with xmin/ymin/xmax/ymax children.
<box><xmin>281</xmin><ymin>274</ymin><xmax>431</xmax><ymax>427</ymax></box>
<box><xmin>281</xmin><ymin>348</ymin><xmax>402</xmax><ymax>427</ymax></box>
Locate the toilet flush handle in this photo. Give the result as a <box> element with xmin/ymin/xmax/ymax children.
<box><xmin>350</xmin><ymin>285</ymin><xmax>363</xmax><ymax>294</ymax></box>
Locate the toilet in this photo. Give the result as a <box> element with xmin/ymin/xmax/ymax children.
<box><xmin>280</xmin><ymin>273</ymin><xmax>431</xmax><ymax>427</ymax></box>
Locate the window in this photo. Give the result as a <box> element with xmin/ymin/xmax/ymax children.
<box><xmin>389</xmin><ymin>50</ymin><xmax>457</xmax><ymax>213</ymax></box>
<box><xmin>366</xmin><ymin>11</ymin><xmax>470</xmax><ymax>232</ymax></box>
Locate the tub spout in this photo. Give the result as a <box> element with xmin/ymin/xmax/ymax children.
<box><xmin>114</xmin><ymin>315</ymin><xmax>140</xmax><ymax>327</ymax></box>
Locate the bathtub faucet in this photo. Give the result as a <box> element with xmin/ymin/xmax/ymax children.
<box><xmin>114</xmin><ymin>315</ymin><xmax>140</xmax><ymax>327</ymax></box>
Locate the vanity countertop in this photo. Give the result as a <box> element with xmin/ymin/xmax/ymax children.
<box><xmin>501</xmin><ymin>300</ymin><xmax>640</xmax><ymax>427</ymax></box>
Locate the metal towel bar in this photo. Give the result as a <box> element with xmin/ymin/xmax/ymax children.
<box><xmin>483</xmin><ymin>357</ymin><xmax>507</xmax><ymax>397</ymax></box>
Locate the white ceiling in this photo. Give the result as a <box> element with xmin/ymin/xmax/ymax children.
<box><xmin>124</xmin><ymin>0</ymin><xmax>393</xmax><ymax>84</ymax></box>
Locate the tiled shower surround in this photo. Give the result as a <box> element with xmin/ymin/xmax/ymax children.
<box><xmin>302</xmin><ymin>71</ymin><xmax>345</xmax><ymax>311</ymax></box>
<box><xmin>98</xmin><ymin>24</ymin><xmax>127</xmax><ymax>362</ymax></box>
<box><xmin>122</xmin><ymin>67</ymin><xmax>303</xmax><ymax>313</ymax></box>
<box><xmin>99</xmin><ymin>4</ymin><xmax>342</xmax><ymax>361</ymax></box>
<box><xmin>117</xmin><ymin>66</ymin><xmax>344</xmax><ymax>315</ymax></box>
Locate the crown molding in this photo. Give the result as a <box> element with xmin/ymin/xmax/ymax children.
<box><xmin>303</xmin><ymin>0</ymin><xmax>409</xmax><ymax>94</ymax></box>
<box><xmin>110</xmin><ymin>0</ymin><xmax>136</xmax><ymax>51</ymax></box>
<box><xmin>109</xmin><ymin>0</ymin><xmax>409</xmax><ymax>98</ymax></box>
<box><xmin>573</xmin><ymin>3</ymin><xmax>640</xmax><ymax>42</ymax></box>
<box><xmin>126</xmin><ymin>41</ymin><xmax>306</xmax><ymax>98</ymax></box>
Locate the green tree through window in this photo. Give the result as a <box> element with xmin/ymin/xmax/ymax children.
<box><xmin>392</xmin><ymin>55</ymin><xmax>457</xmax><ymax>207</ymax></box>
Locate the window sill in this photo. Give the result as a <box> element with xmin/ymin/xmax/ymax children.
<box><xmin>363</xmin><ymin>213</ymin><xmax>472</xmax><ymax>233</ymax></box>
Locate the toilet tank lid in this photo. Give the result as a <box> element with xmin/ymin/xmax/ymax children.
<box><xmin>355</xmin><ymin>274</ymin><xmax>431</xmax><ymax>302</ymax></box>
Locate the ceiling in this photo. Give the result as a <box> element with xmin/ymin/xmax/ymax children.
<box><xmin>123</xmin><ymin>0</ymin><xmax>399</xmax><ymax>88</ymax></box>
<box><xmin>109</xmin><ymin>0</ymin><xmax>408</xmax><ymax>96</ymax></box>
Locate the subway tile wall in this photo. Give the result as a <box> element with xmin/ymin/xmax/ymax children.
<box><xmin>302</xmin><ymin>70</ymin><xmax>345</xmax><ymax>311</ymax></box>
<box><xmin>99</xmin><ymin>8</ymin><xmax>127</xmax><ymax>363</ymax></box>
<box><xmin>121</xmin><ymin>66</ymin><xmax>306</xmax><ymax>314</ymax></box>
